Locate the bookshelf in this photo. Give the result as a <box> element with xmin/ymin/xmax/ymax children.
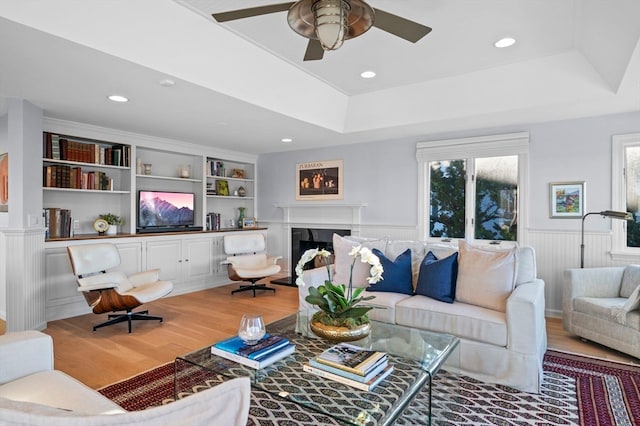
<box><xmin>42</xmin><ymin>130</ymin><xmax>258</xmax><ymax>239</ymax></box>
<box><xmin>43</xmin><ymin>132</ymin><xmax>132</xmax><ymax>237</ymax></box>
<box><xmin>206</xmin><ymin>158</ymin><xmax>255</xmax><ymax>229</ymax></box>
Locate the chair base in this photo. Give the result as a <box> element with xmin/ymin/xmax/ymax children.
<box><xmin>231</xmin><ymin>283</ymin><xmax>276</xmax><ymax>297</ymax></box>
<box><xmin>93</xmin><ymin>309</ymin><xmax>163</xmax><ymax>333</ymax></box>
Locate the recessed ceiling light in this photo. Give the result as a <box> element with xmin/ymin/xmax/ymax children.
<box><xmin>281</xmin><ymin>138</ymin><xmax>293</xmax><ymax>143</ymax></box>
<box><xmin>159</xmin><ymin>79</ymin><xmax>175</xmax><ymax>87</ymax></box>
<box><xmin>360</xmin><ymin>70</ymin><xmax>376</xmax><ymax>79</ymax></box>
<box><xmin>107</xmin><ymin>95</ymin><xmax>128</xmax><ymax>103</ymax></box>
<box><xmin>494</xmin><ymin>37</ymin><xmax>516</xmax><ymax>48</ymax></box>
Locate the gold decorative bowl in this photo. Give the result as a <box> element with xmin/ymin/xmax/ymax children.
<box><xmin>309</xmin><ymin>320</ymin><xmax>371</xmax><ymax>342</ymax></box>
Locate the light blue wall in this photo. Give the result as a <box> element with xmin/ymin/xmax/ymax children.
<box><xmin>258</xmin><ymin>111</ymin><xmax>640</xmax><ymax>233</ymax></box>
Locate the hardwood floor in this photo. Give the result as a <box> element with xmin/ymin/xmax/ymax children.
<box><xmin>37</xmin><ymin>282</ymin><xmax>639</xmax><ymax>389</ymax></box>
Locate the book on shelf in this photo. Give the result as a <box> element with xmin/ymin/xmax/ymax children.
<box><xmin>211</xmin><ymin>342</ymin><xmax>295</xmax><ymax>369</ymax></box>
<box><xmin>315</xmin><ymin>342</ymin><xmax>387</xmax><ymax>376</ymax></box>
<box><xmin>303</xmin><ymin>362</ymin><xmax>394</xmax><ymax>392</ymax></box>
<box><xmin>309</xmin><ymin>356</ymin><xmax>388</xmax><ymax>383</ymax></box>
<box><xmin>213</xmin><ymin>334</ymin><xmax>290</xmax><ymax>360</ymax></box>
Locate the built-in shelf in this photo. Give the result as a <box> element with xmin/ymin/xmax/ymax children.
<box><xmin>136</xmin><ymin>174</ymin><xmax>202</xmax><ymax>183</ymax></box>
<box><xmin>43</xmin><ymin>188</ymin><xmax>130</xmax><ymax>194</ymax></box>
<box><xmin>43</xmin><ymin>158</ymin><xmax>129</xmax><ymax>170</ymax></box>
<box><xmin>206</xmin><ymin>195</ymin><xmax>254</xmax><ymax>200</ymax></box>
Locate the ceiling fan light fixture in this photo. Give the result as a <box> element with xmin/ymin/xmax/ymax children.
<box><xmin>313</xmin><ymin>0</ymin><xmax>350</xmax><ymax>51</ymax></box>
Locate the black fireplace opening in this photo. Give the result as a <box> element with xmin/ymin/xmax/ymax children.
<box><xmin>270</xmin><ymin>227</ymin><xmax>350</xmax><ymax>287</ymax></box>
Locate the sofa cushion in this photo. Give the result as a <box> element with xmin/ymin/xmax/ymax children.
<box><xmin>367</xmin><ymin>248</ymin><xmax>413</xmax><ymax>295</ymax></box>
<box><xmin>362</xmin><ymin>290</ymin><xmax>412</xmax><ymax>324</ymax></box>
<box><xmin>396</xmin><ymin>295</ymin><xmax>508</xmax><ymax>347</ymax></box>
<box><xmin>573</xmin><ymin>296</ymin><xmax>626</xmax><ymax>321</ymax></box>
<box><xmin>0</xmin><ymin>370</ymin><xmax>125</xmax><ymax>415</ymax></box>
<box><xmin>455</xmin><ymin>241</ymin><xmax>516</xmax><ymax>312</ymax></box>
<box><xmin>332</xmin><ymin>234</ymin><xmax>387</xmax><ymax>288</ymax></box>
<box><xmin>415</xmin><ymin>251</ymin><xmax>458</xmax><ymax>303</ymax></box>
<box><xmin>620</xmin><ymin>265</ymin><xmax>640</xmax><ymax>298</ymax></box>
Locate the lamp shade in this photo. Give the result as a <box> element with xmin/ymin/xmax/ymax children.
<box><xmin>313</xmin><ymin>0</ymin><xmax>349</xmax><ymax>50</ymax></box>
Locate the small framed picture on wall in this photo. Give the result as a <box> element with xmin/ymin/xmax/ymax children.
<box><xmin>549</xmin><ymin>181</ymin><xmax>585</xmax><ymax>218</ymax></box>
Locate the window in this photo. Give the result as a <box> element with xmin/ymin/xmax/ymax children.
<box><xmin>417</xmin><ymin>133</ymin><xmax>529</xmax><ymax>243</ymax></box>
<box><xmin>612</xmin><ymin>134</ymin><xmax>640</xmax><ymax>259</ymax></box>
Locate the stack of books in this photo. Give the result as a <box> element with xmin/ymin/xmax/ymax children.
<box><xmin>303</xmin><ymin>342</ymin><xmax>393</xmax><ymax>391</ymax></box>
<box><xmin>211</xmin><ymin>334</ymin><xmax>295</xmax><ymax>369</ymax></box>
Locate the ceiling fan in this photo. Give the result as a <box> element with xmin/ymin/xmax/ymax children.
<box><xmin>212</xmin><ymin>0</ymin><xmax>432</xmax><ymax>61</ymax></box>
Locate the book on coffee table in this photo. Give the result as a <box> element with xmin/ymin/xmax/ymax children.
<box><xmin>303</xmin><ymin>362</ymin><xmax>394</xmax><ymax>391</ymax></box>
<box><xmin>213</xmin><ymin>334</ymin><xmax>290</xmax><ymax>360</ymax></box>
<box><xmin>316</xmin><ymin>342</ymin><xmax>387</xmax><ymax>376</ymax></box>
<box><xmin>211</xmin><ymin>342</ymin><xmax>295</xmax><ymax>369</ymax></box>
<box><xmin>309</xmin><ymin>356</ymin><xmax>388</xmax><ymax>383</ymax></box>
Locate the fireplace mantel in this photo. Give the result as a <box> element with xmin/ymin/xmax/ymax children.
<box><xmin>275</xmin><ymin>203</ymin><xmax>367</xmax><ymax>230</ymax></box>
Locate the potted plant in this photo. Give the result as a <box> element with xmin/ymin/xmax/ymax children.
<box><xmin>99</xmin><ymin>213</ymin><xmax>124</xmax><ymax>235</ymax></box>
<box><xmin>295</xmin><ymin>246</ymin><xmax>383</xmax><ymax>341</ymax></box>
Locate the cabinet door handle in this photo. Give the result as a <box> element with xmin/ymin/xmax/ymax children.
<box><xmin>178</xmin><ymin>260</ymin><xmax>182</xmax><ymax>263</ymax></box>
<box><xmin>184</xmin><ymin>259</ymin><xmax>189</xmax><ymax>262</ymax></box>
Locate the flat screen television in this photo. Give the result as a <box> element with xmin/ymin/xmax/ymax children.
<box><xmin>137</xmin><ymin>190</ymin><xmax>195</xmax><ymax>231</ymax></box>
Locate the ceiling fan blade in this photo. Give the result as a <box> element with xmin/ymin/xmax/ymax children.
<box><xmin>372</xmin><ymin>8</ymin><xmax>432</xmax><ymax>43</ymax></box>
<box><xmin>212</xmin><ymin>2</ymin><xmax>295</xmax><ymax>22</ymax></box>
<box><xmin>303</xmin><ymin>39</ymin><xmax>324</xmax><ymax>61</ymax></box>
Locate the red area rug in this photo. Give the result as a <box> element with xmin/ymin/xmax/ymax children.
<box><xmin>98</xmin><ymin>350</ymin><xmax>640</xmax><ymax>425</ymax></box>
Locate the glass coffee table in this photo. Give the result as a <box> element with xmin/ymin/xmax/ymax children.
<box><xmin>175</xmin><ymin>311</ymin><xmax>459</xmax><ymax>426</ymax></box>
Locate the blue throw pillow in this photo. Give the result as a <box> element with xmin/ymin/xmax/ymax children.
<box><xmin>366</xmin><ymin>248</ymin><xmax>413</xmax><ymax>295</ymax></box>
<box><xmin>415</xmin><ymin>251</ymin><xmax>459</xmax><ymax>303</ymax></box>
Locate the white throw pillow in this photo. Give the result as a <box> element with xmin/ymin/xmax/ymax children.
<box><xmin>332</xmin><ymin>234</ymin><xmax>386</xmax><ymax>288</ymax></box>
<box><xmin>455</xmin><ymin>241</ymin><xmax>517</xmax><ymax>312</ymax></box>
<box><xmin>612</xmin><ymin>283</ymin><xmax>640</xmax><ymax>325</ymax></box>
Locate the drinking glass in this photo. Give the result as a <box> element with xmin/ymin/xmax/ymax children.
<box><xmin>238</xmin><ymin>314</ymin><xmax>266</xmax><ymax>345</ymax></box>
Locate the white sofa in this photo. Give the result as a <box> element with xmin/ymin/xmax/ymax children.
<box><xmin>0</xmin><ymin>330</ymin><xmax>251</xmax><ymax>426</ymax></box>
<box><xmin>298</xmin><ymin>235</ymin><xmax>547</xmax><ymax>393</ymax></box>
<box><xmin>563</xmin><ymin>266</ymin><xmax>640</xmax><ymax>359</ymax></box>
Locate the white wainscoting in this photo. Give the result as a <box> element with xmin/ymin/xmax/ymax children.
<box><xmin>2</xmin><ymin>228</ymin><xmax>47</xmax><ymax>331</ymax></box>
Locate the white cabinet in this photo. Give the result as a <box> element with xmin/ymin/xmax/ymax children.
<box><xmin>145</xmin><ymin>235</ymin><xmax>216</xmax><ymax>294</ymax></box>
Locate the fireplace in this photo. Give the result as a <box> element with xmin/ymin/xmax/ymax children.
<box><xmin>271</xmin><ymin>227</ymin><xmax>350</xmax><ymax>286</ymax></box>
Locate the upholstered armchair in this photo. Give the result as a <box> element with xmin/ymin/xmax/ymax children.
<box><xmin>0</xmin><ymin>330</ymin><xmax>251</xmax><ymax>425</ymax></box>
<box><xmin>564</xmin><ymin>265</ymin><xmax>640</xmax><ymax>359</ymax></box>
<box><xmin>223</xmin><ymin>233</ymin><xmax>282</xmax><ymax>296</ymax></box>
<box><xmin>67</xmin><ymin>243</ymin><xmax>174</xmax><ymax>333</ymax></box>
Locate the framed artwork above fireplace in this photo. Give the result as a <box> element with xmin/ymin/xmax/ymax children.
<box><xmin>296</xmin><ymin>159</ymin><xmax>343</xmax><ymax>200</ymax></box>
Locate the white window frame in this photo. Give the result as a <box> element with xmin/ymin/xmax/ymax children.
<box><xmin>611</xmin><ymin>133</ymin><xmax>640</xmax><ymax>262</ymax></box>
<box><xmin>416</xmin><ymin>132</ymin><xmax>529</xmax><ymax>244</ymax></box>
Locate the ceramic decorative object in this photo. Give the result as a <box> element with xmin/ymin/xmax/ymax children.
<box><xmin>237</xmin><ymin>186</ymin><xmax>247</xmax><ymax>197</ymax></box>
<box><xmin>238</xmin><ymin>207</ymin><xmax>245</xmax><ymax>229</ymax></box>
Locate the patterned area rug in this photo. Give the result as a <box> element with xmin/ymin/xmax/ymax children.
<box><xmin>98</xmin><ymin>350</ymin><xmax>640</xmax><ymax>425</ymax></box>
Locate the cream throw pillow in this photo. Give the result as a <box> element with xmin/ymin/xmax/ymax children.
<box><xmin>612</xmin><ymin>283</ymin><xmax>640</xmax><ymax>325</ymax></box>
<box><xmin>455</xmin><ymin>241</ymin><xmax>517</xmax><ymax>312</ymax></box>
<box><xmin>332</xmin><ymin>234</ymin><xmax>386</xmax><ymax>288</ymax></box>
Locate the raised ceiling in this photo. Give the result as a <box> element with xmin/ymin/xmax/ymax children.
<box><xmin>0</xmin><ymin>0</ymin><xmax>639</xmax><ymax>154</ymax></box>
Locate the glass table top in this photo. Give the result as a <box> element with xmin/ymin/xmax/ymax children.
<box><xmin>176</xmin><ymin>311</ymin><xmax>459</xmax><ymax>426</ymax></box>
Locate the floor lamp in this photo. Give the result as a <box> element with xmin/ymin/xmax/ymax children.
<box><xmin>580</xmin><ymin>210</ymin><xmax>633</xmax><ymax>268</ymax></box>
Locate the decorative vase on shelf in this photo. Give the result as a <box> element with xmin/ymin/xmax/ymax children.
<box><xmin>238</xmin><ymin>207</ymin><xmax>245</xmax><ymax>229</ymax></box>
<box><xmin>295</xmin><ymin>247</ymin><xmax>383</xmax><ymax>342</ymax></box>
<box><xmin>237</xmin><ymin>186</ymin><xmax>247</xmax><ymax>197</ymax></box>
<box><xmin>106</xmin><ymin>225</ymin><xmax>118</xmax><ymax>236</ymax></box>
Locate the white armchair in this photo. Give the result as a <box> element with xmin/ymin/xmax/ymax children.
<box><xmin>563</xmin><ymin>266</ymin><xmax>640</xmax><ymax>359</ymax></box>
<box><xmin>0</xmin><ymin>331</ymin><xmax>251</xmax><ymax>426</ymax></box>
<box><xmin>223</xmin><ymin>234</ymin><xmax>282</xmax><ymax>297</ymax></box>
<box><xmin>67</xmin><ymin>243</ymin><xmax>174</xmax><ymax>333</ymax></box>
